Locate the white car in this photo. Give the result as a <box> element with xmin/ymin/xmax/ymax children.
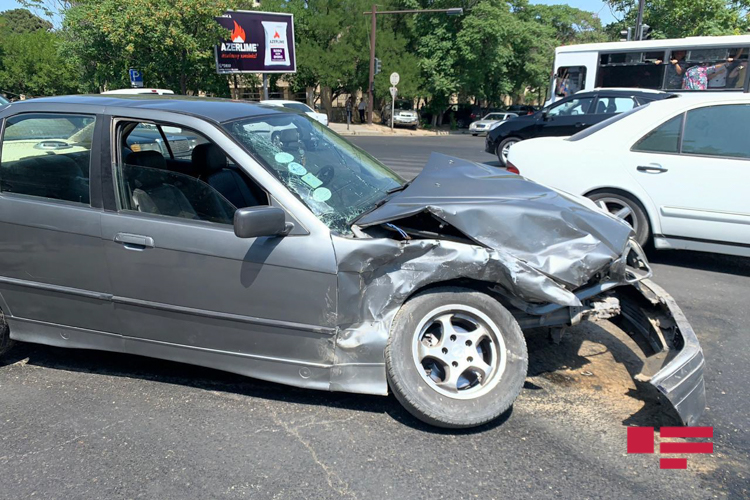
<box><xmin>507</xmin><ymin>93</ymin><xmax>750</xmax><ymax>257</ymax></box>
<box><xmin>259</xmin><ymin>100</ymin><xmax>329</xmax><ymax>126</ymax></box>
<box><xmin>469</xmin><ymin>112</ymin><xmax>517</xmax><ymax>136</ymax></box>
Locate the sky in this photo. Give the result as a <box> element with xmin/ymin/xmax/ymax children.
<box><xmin>0</xmin><ymin>0</ymin><xmax>620</xmax><ymax>27</ymax></box>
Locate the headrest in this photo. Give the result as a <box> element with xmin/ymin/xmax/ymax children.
<box><xmin>279</xmin><ymin>128</ymin><xmax>299</xmax><ymax>143</ymax></box>
<box><xmin>127</xmin><ymin>150</ymin><xmax>167</xmax><ymax>171</ymax></box>
<box><xmin>192</xmin><ymin>143</ymin><xmax>227</xmax><ymax>173</ymax></box>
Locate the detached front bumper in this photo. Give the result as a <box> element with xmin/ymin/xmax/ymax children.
<box><xmin>625</xmin><ymin>279</ymin><xmax>706</xmax><ymax>426</ymax></box>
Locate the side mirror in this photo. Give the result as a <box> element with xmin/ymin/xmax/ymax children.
<box><xmin>233</xmin><ymin>206</ymin><xmax>293</xmax><ymax>239</ymax></box>
<box><xmin>541</xmin><ymin>110</ymin><xmax>549</xmax><ymax>121</ymax></box>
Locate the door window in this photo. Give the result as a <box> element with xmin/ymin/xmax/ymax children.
<box><xmin>546</xmin><ymin>97</ymin><xmax>594</xmax><ymax>117</ymax></box>
<box><xmin>116</xmin><ymin>121</ymin><xmax>268</xmax><ymax>225</ymax></box>
<box><xmin>0</xmin><ymin>113</ymin><xmax>94</xmax><ymax>204</ymax></box>
<box><xmin>632</xmin><ymin>114</ymin><xmax>683</xmax><ymax>154</ymax></box>
<box><xmin>554</xmin><ymin>66</ymin><xmax>587</xmax><ymax>97</ymax></box>
<box><xmin>681</xmin><ymin>104</ymin><xmax>750</xmax><ymax>159</ymax></box>
<box><xmin>592</xmin><ymin>97</ymin><xmax>637</xmax><ymax>115</ymax></box>
<box><xmin>127</xmin><ymin>123</ymin><xmax>208</xmax><ymax>159</ymax></box>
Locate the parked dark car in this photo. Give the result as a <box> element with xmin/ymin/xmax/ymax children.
<box><xmin>486</xmin><ymin>89</ymin><xmax>673</xmax><ymax>165</ymax></box>
<box><xmin>0</xmin><ymin>95</ymin><xmax>705</xmax><ymax>429</ymax></box>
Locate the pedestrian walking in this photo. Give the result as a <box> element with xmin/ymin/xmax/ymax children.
<box><xmin>358</xmin><ymin>98</ymin><xmax>366</xmax><ymax>123</ymax></box>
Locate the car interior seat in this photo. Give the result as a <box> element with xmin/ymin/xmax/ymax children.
<box><xmin>192</xmin><ymin>143</ymin><xmax>260</xmax><ymax>209</ymax></box>
<box><xmin>126</xmin><ymin>151</ymin><xmax>199</xmax><ymax>220</ymax></box>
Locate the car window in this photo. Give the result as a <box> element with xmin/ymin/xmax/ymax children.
<box><xmin>553</xmin><ymin>66</ymin><xmax>586</xmax><ymax>97</ymax></box>
<box><xmin>224</xmin><ymin>113</ymin><xmax>403</xmax><ymax>234</ymax></box>
<box><xmin>632</xmin><ymin>114</ymin><xmax>683</xmax><ymax>154</ymax></box>
<box><xmin>127</xmin><ymin>123</ymin><xmax>208</xmax><ymax>159</ymax></box>
<box><xmin>546</xmin><ymin>97</ymin><xmax>594</xmax><ymax>117</ymax></box>
<box><xmin>0</xmin><ymin>113</ymin><xmax>94</xmax><ymax>205</ymax></box>
<box><xmin>0</xmin><ymin>95</ymin><xmax>8</xmax><ymax>105</ymax></box>
<box><xmin>593</xmin><ymin>97</ymin><xmax>637</xmax><ymax>115</ymax></box>
<box><xmin>116</xmin><ymin>121</ymin><xmax>266</xmax><ymax>225</ymax></box>
<box><xmin>485</xmin><ymin>114</ymin><xmax>504</xmax><ymax>120</ymax></box>
<box><xmin>283</xmin><ymin>102</ymin><xmax>313</xmax><ymax>113</ymax></box>
<box><xmin>681</xmin><ymin>104</ymin><xmax>750</xmax><ymax>158</ymax></box>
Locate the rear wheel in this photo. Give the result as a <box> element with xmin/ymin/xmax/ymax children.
<box><xmin>588</xmin><ymin>191</ymin><xmax>650</xmax><ymax>246</ymax></box>
<box><xmin>0</xmin><ymin>310</ymin><xmax>14</xmax><ymax>358</ymax></box>
<box><xmin>496</xmin><ymin>137</ymin><xmax>520</xmax><ymax>166</ymax></box>
<box><xmin>386</xmin><ymin>287</ymin><xmax>528</xmax><ymax>428</ymax></box>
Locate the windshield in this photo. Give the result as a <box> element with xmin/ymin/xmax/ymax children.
<box><xmin>282</xmin><ymin>102</ymin><xmax>313</xmax><ymax>113</ymax></box>
<box><xmin>484</xmin><ymin>113</ymin><xmax>504</xmax><ymax>120</ymax></box>
<box><xmin>395</xmin><ymin>100</ymin><xmax>413</xmax><ymax>110</ymax></box>
<box><xmin>567</xmin><ymin>104</ymin><xmax>649</xmax><ymax>142</ymax></box>
<box><xmin>224</xmin><ymin>113</ymin><xmax>404</xmax><ymax>234</ymax></box>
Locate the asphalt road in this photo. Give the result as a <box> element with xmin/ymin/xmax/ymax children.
<box><xmin>1</xmin><ymin>135</ymin><xmax>748</xmax><ymax>499</ymax></box>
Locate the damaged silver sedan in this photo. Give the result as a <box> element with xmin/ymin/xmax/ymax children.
<box><xmin>0</xmin><ymin>96</ymin><xmax>705</xmax><ymax>428</ymax></box>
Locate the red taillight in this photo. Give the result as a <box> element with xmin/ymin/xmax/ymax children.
<box><xmin>506</xmin><ymin>162</ymin><xmax>520</xmax><ymax>175</ymax></box>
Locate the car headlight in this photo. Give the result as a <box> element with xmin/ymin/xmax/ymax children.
<box><xmin>130</xmin><ymin>142</ymin><xmax>162</xmax><ymax>153</ymax></box>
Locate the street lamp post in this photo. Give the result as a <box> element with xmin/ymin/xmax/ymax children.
<box><xmin>363</xmin><ymin>6</ymin><xmax>463</xmax><ymax>125</ymax></box>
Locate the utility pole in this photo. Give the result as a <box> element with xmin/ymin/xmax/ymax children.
<box><xmin>367</xmin><ymin>4</ymin><xmax>377</xmax><ymax>125</ymax></box>
<box><xmin>364</xmin><ymin>6</ymin><xmax>463</xmax><ymax>126</ymax></box>
<box><xmin>634</xmin><ymin>0</ymin><xmax>645</xmax><ymax>40</ymax></box>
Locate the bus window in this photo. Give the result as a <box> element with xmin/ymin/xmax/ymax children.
<box><xmin>554</xmin><ymin>66</ymin><xmax>586</xmax><ymax>97</ymax></box>
<box><xmin>597</xmin><ymin>51</ymin><xmax>666</xmax><ymax>90</ymax></box>
<box><xmin>666</xmin><ymin>47</ymin><xmax>748</xmax><ymax>90</ymax></box>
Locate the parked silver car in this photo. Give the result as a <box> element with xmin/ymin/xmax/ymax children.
<box><xmin>0</xmin><ymin>95</ymin><xmax>705</xmax><ymax>428</ymax></box>
<box><xmin>469</xmin><ymin>112</ymin><xmax>517</xmax><ymax>136</ymax></box>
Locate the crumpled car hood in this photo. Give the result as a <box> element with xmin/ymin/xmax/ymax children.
<box><xmin>356</xmin><ymin>152</ymin><xmax>634</xmax><ymax>290</ymax></box>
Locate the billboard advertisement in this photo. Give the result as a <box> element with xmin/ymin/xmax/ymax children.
<box><xmin>215</xmin><ymin>11</ymin><xmax>296</xmax><ymax>74</ymax></box>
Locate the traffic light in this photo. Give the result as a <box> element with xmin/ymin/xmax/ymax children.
<box><xmin>620</xmin><ymin>27</ymin><xmax>633</xmax><ymax>42</ymax></box>
<box><xmin>640</xmin><ymin>24</ymin><xmax>652</xmax><ymax>40</ymax></box>
<box><xmin>375</xmin><ymin>57</ymin><xmax>382</xmax><ymax>75</ymax></box>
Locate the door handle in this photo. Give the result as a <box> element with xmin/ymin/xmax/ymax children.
<box><xmin>114</xmin><ymin>233</ymin><xmax>154</xmax><ymax>249</ymax></box>
<box><xmin>574</xmin><ymin>122</ymin><xmax>584</xmax><ymax>128</ymax></box>
<box><xmin>636</xmin><ymin>164</ymin><xmax>668</xmax><ymax>173</ymax></box>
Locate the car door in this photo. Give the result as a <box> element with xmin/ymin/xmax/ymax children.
<box><xmin>629</xmin><ymin>103</ymin><xmax>750</xmax><ymax>247</ymax></box>
<box><xmin>98</xmin><ymin>113</ymin><xmax>339</xmax><ymax>386</ymax></box>
<box><xmin>0</xmin><ymin>111</ymin><xmax>117</xmax><ymax>337</ymax></box>
<box><xmin>537</xmin><ymin>96</ymin><xmax>595</xmax><ymax>137</ymax></box>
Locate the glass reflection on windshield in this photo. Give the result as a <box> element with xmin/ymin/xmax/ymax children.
<box><xmin>224</xmin><ymin>114</ymin><xmax>404</xmax><ymax>234</ymax></box>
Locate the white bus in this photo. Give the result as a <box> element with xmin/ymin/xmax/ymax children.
<box><xmin>549</xmin><ymin>34</ymin><xmax>750</xmax><ymax>103</ymax></box>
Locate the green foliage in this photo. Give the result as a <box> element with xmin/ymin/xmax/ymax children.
<box><xmin>0</xmin><ymin>8</ymin><xmax>52</xmax><ymax>34</ymax></box>
<box><xmin>62</xmin><ymin>0</ymin><xmax>234</xmax><ymax>95</ymax></box>
<box><xmin>607</xmin><ymin>0</ymin><xmax>750</xmax><ymax>39</ymax></box>
<box><xmin>0</xmin><ymin>28</ymin><xmax>78</xmax><ymax>96</ymax></box>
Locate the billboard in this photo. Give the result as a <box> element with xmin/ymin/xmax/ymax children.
<box><xmin>215</xmin><ymin>11</ymin><xmax>296</xmax><ymax>74</ymax></box>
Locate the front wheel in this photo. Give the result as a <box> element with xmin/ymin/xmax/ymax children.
<box><xmin>496</xmin><ymin>137</ymin><xmax>520</xmax><ymax>166</ymax></box>
<box><xmin>386</xmin><ymin>287</ymin><xmax>528</xmax><ymax>428</ymax></box>
<box><xmin>587</xmin><ymin>191</ymin><xmax>650</xmax><ymax>246</ymax></box>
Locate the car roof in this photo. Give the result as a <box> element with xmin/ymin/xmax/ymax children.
<box><xmin>260</xmin><ymin>99</ymin><xmax>309</xmax><ymax>106</ymax></box>
<box><xmin>574</xmin><ymin>88</ymin><xmax>672</xmax><ymax>98</ymax></box>
<box><xmin>4</xmin><ymin>95</ymin><xmax>288</xmax><ymax>123</ymax></box>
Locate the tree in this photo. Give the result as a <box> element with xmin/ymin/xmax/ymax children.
<box><xmin>62</xmin><ymin>0</ymin><xmax>234</xmax><ymax>95</ymax></box>
<box><xmin>607</xmin><ymin>0</ymin><xmax>750</xmax><ymax>39</ymax></box>
<box><xmin>0</xmin><ymin>8</ymin><xmax>52</xmax><ymax>33</ymax></box>
<box><xmin>0</xmin><ymin>28</ymin><xmax>78</xmax><ymax>96</ymax></box>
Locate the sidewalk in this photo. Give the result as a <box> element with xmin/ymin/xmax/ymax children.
<box><xmin>329</xmin><ymin>121</ymin><xmax>465</xmax><ymax>137</ymax></box>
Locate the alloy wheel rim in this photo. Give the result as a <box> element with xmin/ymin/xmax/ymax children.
<box><xmin>412</xmin><ymin>305</ymin><xmax>506</xmax><ymax>400</ymax></box>
<box><xmin>596</xmin><ymin>197</ymin><xmax>638</xmax><ymax>234</ymax></box>
<box><xmin>501</xmin><ymin>140</ymin><xmax>517</xmax><ymax>160</ymax></box>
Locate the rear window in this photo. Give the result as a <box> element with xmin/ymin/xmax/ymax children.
<box><xmin>567</xmin><ymin>104</ymin><xmax>648</xmax><ymax>142</ymax></box>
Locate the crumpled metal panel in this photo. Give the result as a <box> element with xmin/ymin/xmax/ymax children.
<box><xmin>356</xmin><ymin>153</ymin><xmax>634</xmax><ymax>290</ymax></box>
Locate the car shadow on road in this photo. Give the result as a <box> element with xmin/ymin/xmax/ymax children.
<box><xmin>0</xmin><ymin>340</ymin><xmax>511</xmax><ymax>435</ymax></box>
<box><xmin>647</xmin><ymin>248</ymin><xmax>750</xmax><ymax>277</ymax></box>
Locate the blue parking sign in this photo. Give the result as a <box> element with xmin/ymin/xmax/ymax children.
<box><xmin>129</xmin><ymin>69</ymin><xmax>144</xmax><ymax>88</ymax></box>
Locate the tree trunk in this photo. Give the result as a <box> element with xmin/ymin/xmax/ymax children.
<box><xmin>320</xmin><ymin>86</ymin><xmax>333</xmax><ymax>119</ymax></box>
